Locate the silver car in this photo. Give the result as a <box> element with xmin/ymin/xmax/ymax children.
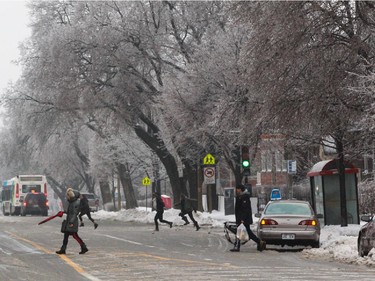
<box><xmin>358</xmin><ymin>214</ymin><xmax>375</xmax><ymax>257</ymax></box>
<box><xmin>256</xmin><ymin>200</ymin><xmax>321</xmax><ymax>249</ymax></box>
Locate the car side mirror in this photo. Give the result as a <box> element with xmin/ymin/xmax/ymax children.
<box><xmin>316</xmin><ymin>214</ymin><xmax>323</xmax><ymax>219</ymax></box>
<box><xmin>255</xmin><ymin>213</ymin><xmax>261</xmax><ymax>218</ymax></box>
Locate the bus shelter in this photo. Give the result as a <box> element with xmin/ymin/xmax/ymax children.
<box><xmin>307</xmin><ymin>159</ymin><xmax>359</xmax><ymax>225</ymax></box>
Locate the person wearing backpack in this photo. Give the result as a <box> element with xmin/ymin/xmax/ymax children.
<box><xmin>78</xmin><ymin>194</ymin><xmax>98</xmax><ymax>229</ymax></box>
<box><xmin>153</xmin><ymin>192</ymin><xmax>172</xmax><ymax>231</ymax></box>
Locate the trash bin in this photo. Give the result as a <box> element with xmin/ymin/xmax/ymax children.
<box><xmin>161</xmin><ymin>195</ymin><xmax>172</xmax><ymax>209</ymax></box>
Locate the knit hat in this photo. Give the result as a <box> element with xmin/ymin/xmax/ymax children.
<box><xmin>66</xmin><ymin>188</ymin><xmax>75</xmax><ymax>199</ymax></box>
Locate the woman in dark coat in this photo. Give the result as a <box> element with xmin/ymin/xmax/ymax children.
<box><xmin>79</xmin><ymin>194</ymin><xmax>98</xmax><ymax>229</ymax></box>
<box><xmin>56</xmin><ymin>188</ymin><xmax>88</xmax><ymax>255</ymax></box>
<box><xmin>231</xmin><ymin>184</ymin><xmax>265</xmax><ymax>252</ymax></box>
<box><xmin>153</xmin><ymin>192</ymin><xmax>173</xmax><ymax>231</ymax></box>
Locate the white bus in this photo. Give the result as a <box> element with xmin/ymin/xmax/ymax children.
<box><xmin>1</xmin><ymin>175</ymin><xmax>48</xmax><ymax>216</ymax></box>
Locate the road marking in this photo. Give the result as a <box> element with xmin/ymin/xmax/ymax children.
<box><xmin>102</xmin><ymin>234</ymin><xmax>155</xmax><ymax>248</ymax></box>
<box><xmin>6</xmin><ymin>231</ymin><xmax>101</xmax><ymax>281</ymax></box>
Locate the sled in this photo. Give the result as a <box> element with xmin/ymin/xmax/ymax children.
<box><xmin>223</xmin><ymin>221</ymin><xmax>248</xmax><ymax>245</ymax></box>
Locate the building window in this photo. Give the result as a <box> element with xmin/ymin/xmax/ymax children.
<box><xmin>261</xmin><ymin>151</ymin><xmax>272</xmax><ymax>172</ymax></box>
<box><xmin>262</xmin><ymin>150</ymin><xmax>286</xmax><ymax>172</ymax></box>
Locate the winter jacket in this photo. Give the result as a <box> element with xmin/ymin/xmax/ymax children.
<box><xmin>62</xmin><ymin>190</ymin><xmax>81</xmax><ymax>233</ymax></box>
<box><xmin>181</xmin><ymin>197</ymin><xmax>194</xmax><ymax>214</ymax></box>
<box><xmin>79</xmin><ymin>195</ymin><xmax>90</xmax><ymax>214</ymax></box>
<box><xmin>154</xmin><ymin>196</ymin><xmax>165</xmax><ymax>213</ymax></box>
<box><xmin>234</xmin><ymin>190</ymin><xmax>253</xmax><ymax>225</ymax></box>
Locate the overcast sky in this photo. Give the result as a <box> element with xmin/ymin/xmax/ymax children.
<box><xmin>0</xmin><ymin>0</ymin><xmax>30</xmax><ymax>93</ymax></box>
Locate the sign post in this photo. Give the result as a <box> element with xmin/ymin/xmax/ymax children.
<box><xmin>142</xmin><ymin>176</ymin><xmax>151</xmax><ymax>211</ymax></box>
<box><xmin>203</xmin><ymin>153</ymin><xmax>216</xmax><ymax>212</ymax></box>
<box><xmin>287</xmin><ymin>160</ymin><xmax>296</xmax><ymax>199</ymax></box>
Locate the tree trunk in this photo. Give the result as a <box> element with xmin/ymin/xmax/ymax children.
<box><xmin>183</xmin><ymin>161</ymin><xmax>198</xmax><ymax>200</ymax></box>
<box><xmin>99</xmin><ymin>178</ymin><xmax>112</xmax><ymax>209</ymax></box>
<box><xmin>134</xmin><ymin>124</ymin><xmax>181</xmax><ymax>203</ymax></box>
<box><xmin>117</xmin><ymin>162</ymin><xmax>138</xmax><ymax>209</ymax></box>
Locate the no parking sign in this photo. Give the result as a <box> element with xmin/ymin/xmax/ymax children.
<box><xmin>204</xmin><ymin>167</ymin><xmax>216</xmax><ymax>184</ymax></box>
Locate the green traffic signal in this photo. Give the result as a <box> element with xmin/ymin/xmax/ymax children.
<box><xmin>242</xmin><ymin>160</ymin><xmax>250</xmax><ymax>168</ymax></box>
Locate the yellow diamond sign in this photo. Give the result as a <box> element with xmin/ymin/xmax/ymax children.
<box><xmin>203</xmin><ymin>153</ymin><xmax>215</xmax><ymax>165</ymax></box>
<box><xmin>142</xmin><ymin>177</ymin><xmax>151</xmax><ymax>186</ymax></box>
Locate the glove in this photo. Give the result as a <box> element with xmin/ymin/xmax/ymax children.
<box><xmin>57</xmin><ymin>211</ymin><xmax>64</xmax><ymax>217</ymax></box>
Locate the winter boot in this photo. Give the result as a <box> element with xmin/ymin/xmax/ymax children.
<box><xmin>80</xmin><ymin>222</ymin><xmax>84</xmax><ymax>227</ymax></box>
<box><xmin>257</xmin><ymin>240</ymin><xmax>266</xmax><ymax>252</ymax></box>
<box><xmin>169</xmin><ymin>222</ymin><xmax>173</xmax><ymax>228</ymax></box>
<box><xmin>182</xmin><ymin>217</ymin><xmax>190</xmax><ymax>225</ymax></box>
<box><xmin>230</xmin><ymin>239</ymin><xmax>240</xmax><ymax>252</ymax></box>
<box><xmin>194</xmin><ymin>222</ymin><xmax>200</xmax><ymax>231</ymax></box>
<box><xmin>154</xmin><ymin>224</ymin><xmax>159</xmax><ymax>231</ymax></box>
<box><xmin>56</xmin><ymin>246</ymin><xmax>66</xmax><ymax>255</ymax></box>
<box><xmin>94</xmin><ymin>223</ymin><xmax>98</xmax><ymax>229</ymax></box>
<box><xmin>79</xmin><ymin>244</ymin><xmax>89</xmax><ymax>255</ymax></box>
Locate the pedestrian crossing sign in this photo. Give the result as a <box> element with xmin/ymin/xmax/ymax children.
<box><xmin>203</xmin><ymin>153</ymin><xmax>215</xmax><ymax>165</ymax></box>
<box><xmin>142</xmin><ymin>177</ymin><xmax>151</xmax><ymax>186</ymax></box>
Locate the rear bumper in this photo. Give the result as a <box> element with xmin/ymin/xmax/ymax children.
<box><xmin>258</xmin><ymin>228</ymin><xmax>320</xmax><ymax>245</ymax></box>
<box><xmin>23</xmin><ymin>207</ymin><xmax>48</xmax><ymax>214</ymax></box>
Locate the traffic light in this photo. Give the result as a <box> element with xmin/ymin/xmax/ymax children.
<box><xmin>241</xmin><ymin>146</ymin><xmax>250</xmax><ymax>174</ymax></box>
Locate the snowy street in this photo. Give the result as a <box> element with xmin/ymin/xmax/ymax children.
<box><xmin>1</xmin><ymin>209</ymin><xmax>374</xmax><ymax>281</ymax></box>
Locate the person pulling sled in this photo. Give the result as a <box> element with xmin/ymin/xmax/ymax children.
<box><xmin>229</xmin><ymin>184</ymin><xmax>265</xmax><ymax>252</ymax></box>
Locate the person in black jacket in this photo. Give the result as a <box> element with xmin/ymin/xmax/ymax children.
<box><xmin>153</xmin><ymin>192</ymin><xmax>173</xmax><ymax>231</ymax></box>
<box><xmin>179</xmin><ymin>194</ymin><xmax>200</xmax><ymax>231</ymax></box>
<box><xmin>230</xmin><ymin>184</ymin><xmax>265</xmax><ymax>252</ymax></box>
<box><xmin>78</xmin><ymin>194</ymin><xmax>98</xmax><ymax>229</ymax></box>
<box><xmin>56</xmin><ymin>188</ymin><xmax>88</xmax><ymax>255</ymax></box>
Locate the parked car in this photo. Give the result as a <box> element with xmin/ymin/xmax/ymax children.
<box><xmin>21</xmin><ymin>192</ymin><xmax>49</xmax><ymax>216</ymax></box>
<box><xmin>81</xmin><ymin>193</ymin><xmax>99</xmax><ymax>212</ymax></box>
<box><xmin>358</xmin><ymin>214</ymin><xmax>375</xmax><ymax>257</ymax></box>
<box><xmin>255</xmin><ymin>200</ymin><xmax>321</xmax><ymax>249</ymax></box>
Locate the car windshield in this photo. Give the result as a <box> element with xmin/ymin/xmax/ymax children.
<box><xmin>264</xmin><ymin>202</ymin><xmax>312</xmax><ymax>216</ymax></box>
<box><xmin>26</xmin><ymin>194</ymin><xmax>46</xmax><ymax>203</ymax></box>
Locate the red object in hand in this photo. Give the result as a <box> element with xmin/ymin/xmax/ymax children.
<box><xmin>38</xmin><ymin>211</ymin><xmax>63</xmax><ymax>225</ymax></box>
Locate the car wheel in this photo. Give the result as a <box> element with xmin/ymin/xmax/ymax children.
<box><xmin>358</xmin><ymin>236</ymin><xmax>368</xmax><ymax>257</ymax></box>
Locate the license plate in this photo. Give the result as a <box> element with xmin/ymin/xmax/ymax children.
<box><xmin>282</xmin><ymin>234</ymin><xmax>295</xmax><ymax>240</ymax></box>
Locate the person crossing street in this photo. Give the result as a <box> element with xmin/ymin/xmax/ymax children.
<box><xmin>79</xmin><ymin>193</ymin><xmax>98</xmax><ymax>229</ymax></box>
<box><xmin>56</xmin><ymin>188</ymin><xmax>89</xmax><ymax>255</ymax></box>
<box><xmin>230</xmin><ymin>184</ymin><xmax>265</xmax><ymax>252</ymax></box>
<box><xmin>153</xmin><ymin>192</ymin><xmax>173</xmax><ymax>231</ymax></box>
<box><xmin>179</xmin><ymin>194</ymin><xmax>200</xmax><ymax>231</ymax></box>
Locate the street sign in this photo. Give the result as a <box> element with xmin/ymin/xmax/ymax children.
<box><xmin>203</xmin><ymin>167</ymin><xmax>216</xmax><ymax>184</ymax></box>
<box><xmin>203</xmin><ymin>153</ymin><xmax>215</xmax><ymax>165</ymax></box>
<box><xmin>142</xmin><ymin>176</ymin><xmax>151</xmax><ymax>186</ymax></box>
<box><xmin>287</xmin><ymin>160</ymin><xmax>297</xmax><ymax>174</ymax></box>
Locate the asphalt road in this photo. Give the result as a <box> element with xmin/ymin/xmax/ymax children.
<box><xmin>1</xmin><ymin>215</ymin><xmax>375</xmax><ymax>281</ymax></box>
